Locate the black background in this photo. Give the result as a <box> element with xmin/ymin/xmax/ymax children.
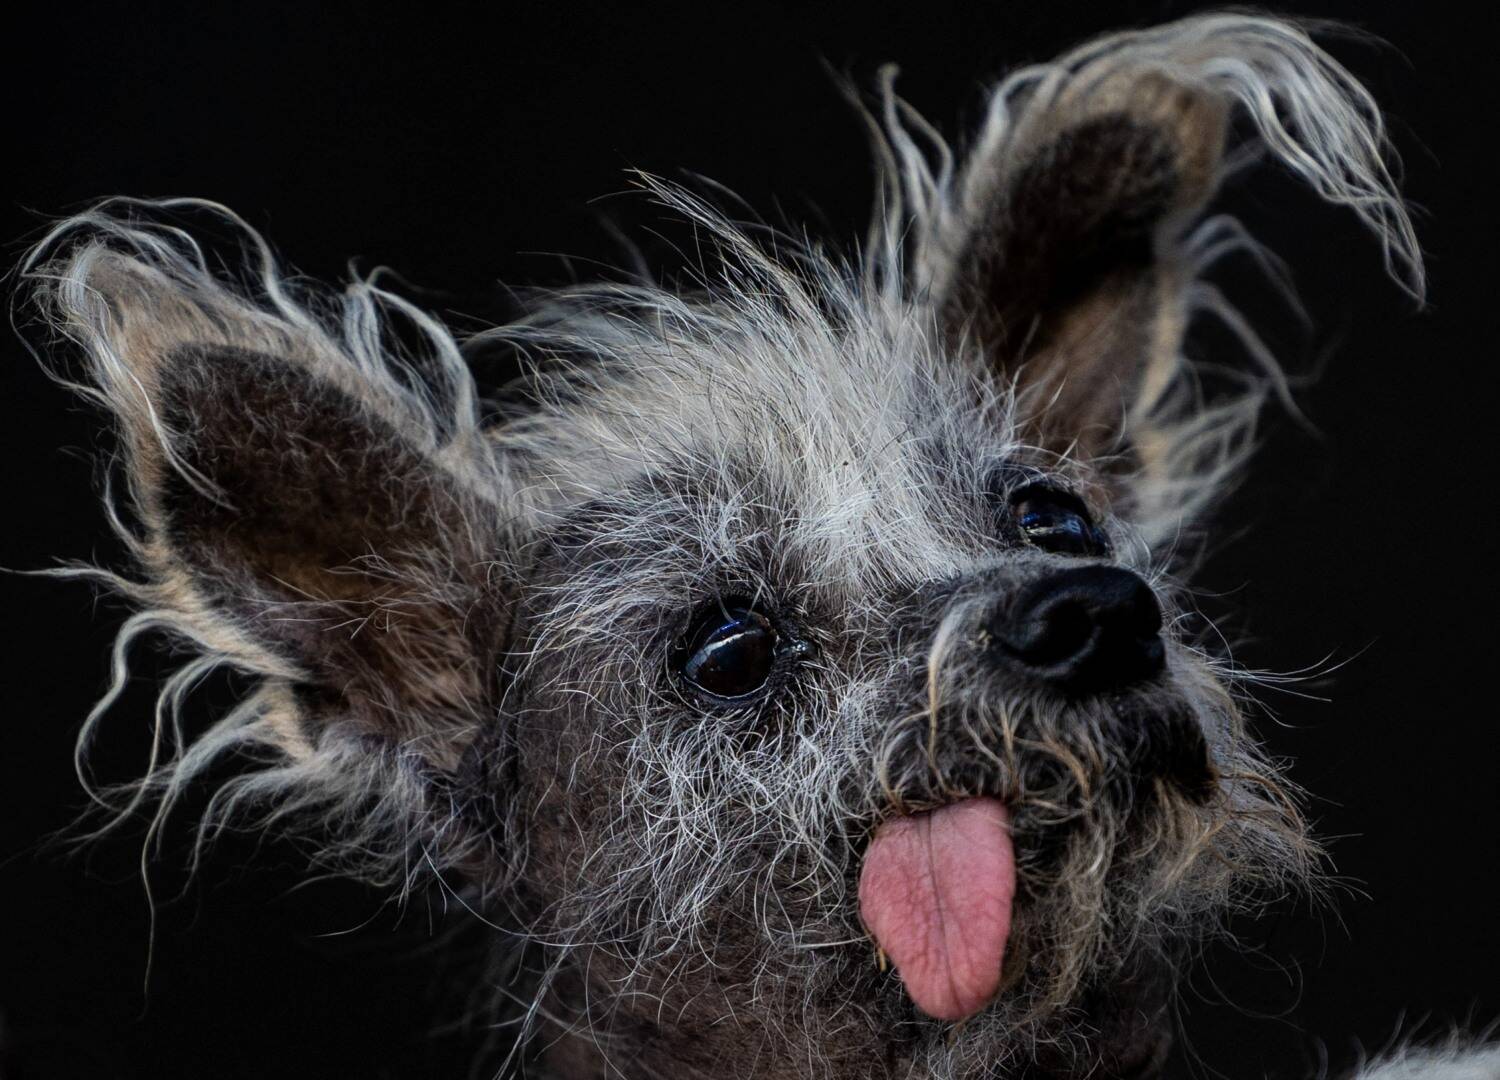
<box><xmin>1</xmin><ymin>3</ymin><xmax>1494</xmax><ymax>1078</ymax></box>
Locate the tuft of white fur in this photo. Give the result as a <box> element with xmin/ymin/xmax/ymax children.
<box><xmin>875</xmin><ymin>13</ymin><xmax>1421</xmax><ymax>300</ymax></box>
<box><xmin>1352</xmin><ymin>1044</ymin><xmax>1500</xmax><ymax>1080</ymax></box>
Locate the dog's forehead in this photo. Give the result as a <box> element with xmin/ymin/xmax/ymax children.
<box><xmin>506</xmin><ymin>317</ymin><xmax>1049</xmax><ymax>589</ymax></box>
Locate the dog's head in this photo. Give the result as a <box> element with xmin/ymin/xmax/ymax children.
<box><xmin>23</xmin><ymin>14</ymin><xmax>1419</xmax><ymax>1080</ymax></box>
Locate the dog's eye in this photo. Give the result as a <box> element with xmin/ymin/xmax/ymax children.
<box><xmin>678</xmin><ymin>605</ymin><xmax>780</xmax><ymax>701</ymax></box>
<box><xmin>1011</xmin><ymin>485</ymin><xmax>1108</xmax><ymax>557</ymax></box>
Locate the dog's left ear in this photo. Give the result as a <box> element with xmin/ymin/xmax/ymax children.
<box><xmin>908</xmin><ymin>16</ymin><xmax>1422</xmax><ymax>526</ymax></box>
<box><xmin>928</xmin><ymin>71</ymin><xmax>1226</xmax><ymax>464</ymax></box>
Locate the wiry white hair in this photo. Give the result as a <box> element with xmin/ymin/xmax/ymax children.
<box><xmin>874</xmin><ymin>14</ymin><xmax>1421</xmax><ymax>299</ymax></box>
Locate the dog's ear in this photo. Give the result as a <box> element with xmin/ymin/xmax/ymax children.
<box><xmin>26</xmin><ymin>210</ymin><xmax>516</xmax><ymax>875</ymax></box>
<box><xmin>931</xmin><ymin>75</ymin><xmax>1225</xmax><ymax>465</ymax></box>
<box><xmin>900</xmin><ymin>16</ymin><xmax>1421</xmax><ymax>531</ymax></box>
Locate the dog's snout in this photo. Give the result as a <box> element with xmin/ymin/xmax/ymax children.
<box><xmin>995</xmin><ymin>566</ymin><xmax>1164</xmax><ymax>691</ymax></box>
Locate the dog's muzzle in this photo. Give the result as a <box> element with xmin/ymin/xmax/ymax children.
<box><xmin>858</xmin><ymin>566</ymin><xmax>1213</xmax><ymax>1025</ymax></box>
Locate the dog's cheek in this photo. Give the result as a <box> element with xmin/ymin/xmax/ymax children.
<box><xmin>509</xmin><ymin>666</ymin><xmax>604</xmax><ymax>886</ymax></box>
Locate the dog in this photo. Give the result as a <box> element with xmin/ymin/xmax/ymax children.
<box><xmin>17</xmin><ymin>11</ymin><xmax>1496</xmax><ymax>1079</ymax></box>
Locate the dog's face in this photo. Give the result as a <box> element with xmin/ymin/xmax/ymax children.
<box><xmin>498</xmin><ymin>318</ymin><xmax>1299</xmax><ymax>1078</ymax></box>
<box><xmin>25</xmin><ymin>14</ymin><xmax>1417</xmax><ymax>1080</ymax></box>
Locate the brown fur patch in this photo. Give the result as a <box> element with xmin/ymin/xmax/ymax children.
<box><xmin>153</xmin><ymin>345</ymin><xmax>508</xmax><ymax>750</ymax></box>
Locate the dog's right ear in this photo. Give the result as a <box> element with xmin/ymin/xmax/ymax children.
<box><xmin>23</xmin><ymin>208</ymin><xmax>518</xmax><ymax>874</ymax></box>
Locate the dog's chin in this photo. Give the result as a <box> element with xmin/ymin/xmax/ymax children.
<box><xmin>935</xmin><ymin>954</ymin><xmax>1177</xmax><ymax>1080</ymax></box>
<box><xmin>1033</xmin><ymin>958</ymin><xmax>1176</xmax><ymax>1080</ymax></box>
<box><xmin>851</xmin><ymin>791</ymin><xmax>1190</xmax><ymax>1080</ymax></box>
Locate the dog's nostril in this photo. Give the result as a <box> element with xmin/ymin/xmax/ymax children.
<box><xmin>1008</xmin><ymin>599</ymin><xmax>1096</xmax><ymax>668</ymax></box>
<box><xmin>996</xmin><ymin>566</ymin><xmax>1165</xmax><ymax>691</ymax></box>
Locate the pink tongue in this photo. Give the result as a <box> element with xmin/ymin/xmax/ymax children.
<box><xmin>858</xmin><ymin>797</ymin><xmax>1016</xmax><ymax>1022</ymax></box>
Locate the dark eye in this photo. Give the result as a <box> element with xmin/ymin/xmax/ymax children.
<box><xmin>676</xmin><ymin>604</ymin><xmax>781</xmax><ymax>701</ymax></box>
<box><xmin>1010</xmin><ymin>484</ymin><xmax>1109</xmax><ymax>557</ymax></box>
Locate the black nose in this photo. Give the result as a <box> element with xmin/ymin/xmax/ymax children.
<box><xmin>995</xmin><ymin>566</ymin><xmax>1164</xmax><ymax>691</ymax></box>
